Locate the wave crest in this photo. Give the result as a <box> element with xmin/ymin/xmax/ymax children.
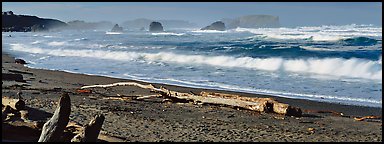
<box><xmin>235</xmin><ymin>24</ymin><xmax>381</xmax><ymax>42</ymax></box>
<box><xmin>10</xmin><ymin>43</ymin><xmax>382</xmax><ymax>81</ymax></box>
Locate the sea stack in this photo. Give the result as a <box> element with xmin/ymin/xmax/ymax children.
<box><xmin>201</xmin><ymin>21</ymin><xmax>226</xmax><ymax>31</ymax></box>
<box><xmin>149</xmin><ymin>21</ymin><xmax>164</xmax><ymax>32</ymax></box>
<box><xmin>111</xmin><ymin>24</ymin><xmax>123</xmax><ymax>32</ymax></box>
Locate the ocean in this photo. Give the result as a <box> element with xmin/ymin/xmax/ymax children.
<box><xmin>2</xmin><ymin>24</ymin><xmax>382</xmax><ymax>108</ymax></box>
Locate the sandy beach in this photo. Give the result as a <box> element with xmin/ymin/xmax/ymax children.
<box><xmin>2</xmin><ymin>52</ymin><xmax>382</xmax><ymax>142</ymax></box>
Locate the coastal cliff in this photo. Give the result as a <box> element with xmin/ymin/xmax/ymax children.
<box><xmin>2</xmin><ymin>11</ymin><xmax>67</xmax><ymax>32</ymax></box>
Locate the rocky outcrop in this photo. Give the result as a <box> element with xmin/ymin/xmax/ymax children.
<box><xmin>14</xmin><ymin>59</ymin><xmax>27</xmax><ymax>64</ymax></box>
<box><xmin>2</xmin><ymin>11</ymin><xmax>67</xmax><ymax>32</ymax></box>
<box><xmin>111</xmin><ymin>24</ymin><xmax>123</xmax><ymax>32</ymax></box>
<box><xmin>222</xmin><ymin>15</ymin><xmax>280</xmax><ymax>29</ymax></box>
<box><xmin>149</xmin><ymin>21</ymin><xmax>164</xmax><ymax>32</ymax></box>
<box><xmin>201</xmin><ymin>21</ymin><xmax>226</xmax><ymax>31</ymax></box>
<box><xmin>122</xmin><ymin>18</ymin><xmax>197</xmax><ymax>30</ymax></box>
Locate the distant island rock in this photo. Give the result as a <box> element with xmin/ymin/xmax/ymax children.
<box><xmin>111</xmin><ymin>24</ymin><xmax>123</xmax><ymax>32</ymax></box>
<box><xmin>2</xmin><ymin>11</ymin><xmax>67</xmax><ymax>32</ymax></box>
<box><xmin>222</xmin><ymin>15</ymin><xmax>280</xmax><ymax>29</ymax></box>
<box><xmin>122</xmin><ymin>18</ymin><xmax>197</xmax><ymax>30</ymax></box>
<box><xmin>149</xmin><ymin>21</ymin><xmax>164</xmax><ymax>32</ymax></box>
<box><xmin>201</xmin><ymin>21</ymin><xmax>226</xmax><ymax>31</ymax></box>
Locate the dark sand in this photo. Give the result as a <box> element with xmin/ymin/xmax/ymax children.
<box><xmin>2</xmin><ymin>53</ymin><xmax>382</xmax><ymax>142</ymax></box>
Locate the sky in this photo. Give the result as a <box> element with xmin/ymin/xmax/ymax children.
<box><xmin>2</xmin><ymin>2</ymin><xmax>382</xmax><ymax>27</ymax></box>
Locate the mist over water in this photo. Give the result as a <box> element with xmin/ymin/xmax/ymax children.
<box><xmin>2</xmin><ymin>24</ymin><xmax>382</xmax><ymax>107</ymax></box>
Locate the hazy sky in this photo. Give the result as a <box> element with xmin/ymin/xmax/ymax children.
<box><xmin>2</xmin><ymin>2</ymin><xmax>382</xmax><ymax>27</ymax></box>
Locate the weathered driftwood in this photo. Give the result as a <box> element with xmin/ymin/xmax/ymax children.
<box><xmin>19</xmin><ymin>110</ymin><xmax>30</xmax><ymax>122</ymax></box>
<box><xmin>81</xmin><ymin>82</ymin><xmax>302</xmax><ymax>116</ymax></box>
<box><xmin>76</xmin><ymin>89</ymin><xmax>92</xmax><ymax>94</ymax></box>
<box><xmin>8</xmin><ymin>69</ymin><xmax>34</xmax><ymax>75</ymax></box>
<box><xmin>135</xmin><ymin>94</ymin><xmax>162</xmax><ymax>100</ymax></box>
<box><xmin>2</xmin><ymin>105</ymin><xmax>14</xmax><ymax>121</ymax></box>
<box><xmin>71</xmin><ymin>114</ymin><xmax>105</xmax><ymax>142</ymax></box>
<box><xmin>303</xmin><ymin>109</ymin><xmax>343</xmax><ymax>116</ymax></box>
<box><xmin>199</xmin><ymin>92</ymin><xmax>302</xmax><ymax>116</ymax></box>
<box><xmin>2</xmin><ymin>94</ymin><xmax>116</xmax><ymax>142</ymax></box>
<box><xmin>38</xmin><ymin>92</ymin><xmax>71</xmax><ymax>142</ymax></box>
<box><xmin>354</xmin><ymin>116</ymin><xmax>382</xmax><ymax>121</ymax></box>
<box><xmin>81</xmin><ymin>82</ymin><xmax>158</xmax><ymax>90</ymax></box>
<box><xmin>2</xmin><ymin>73</ymin><xmax>25</xmax><ymax>82</ymax></box>
<box><xmin>2</xmin><ymin>92</ymin><xmax>26</xmax><ymax>111</ymax></box>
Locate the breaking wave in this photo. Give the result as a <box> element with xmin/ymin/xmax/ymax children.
<box><xmin>341</xmin><ymin>37</ymin><xmax>378</xmax><ymax>46</ymax></box>
<box><xmin>10</xmin><ymin>43</ymin><xmax>382</xmax><ymax>80</ymax></box>
<box><xmin>235</xmin><ymin>24</ymin><xmax>382</xmax><ymax>42</ymax></box>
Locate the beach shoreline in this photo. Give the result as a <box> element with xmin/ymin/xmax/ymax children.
<box><xmin>3</xmin><ymin>52</ymin><xmax>381</xmax><ymax>117</ymax></box>
<box><xmin>2</xmin><ymin>52</ymin><xmax>382</xmax><ymax>142</ymax></box>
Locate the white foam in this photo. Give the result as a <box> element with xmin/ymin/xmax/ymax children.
<box><xmin>74</xmin><ymin>38</ymin><xmax>88</xmax><ymax>41</ymax></box>
<box><xmin>190</xmin><ymin>30</ymin><xmax>228</xmax><ymax>33</ymax></box>
<box><xmin>106</xmin><ymin>31</ymin><xmax>123</xmax><ymax>35</ymax></box>
<box><xmin>47</xmin><ymin>41</ymin><xmax>67</xmax><ymax>46</ymax></box>
<box><xmin>10</xmin><ymin>43</ymin><xmax>382</xmax><ymax>81</ymax></box>
<box><xmin>31</xmin><ymin>41</ymin><xmax>42</xmax><ymax>44</ymax></box>
<box><xmin>300</xmin><ymin>46</ymin><xmax>341</xmax><ymax>51</ymax></box>
<box><xmin>235</xmin><ymin>24</ymin><xmax>382</xmax><ymax>42</ymax></box>
<box><xmin>151</xmin><ymin>32</ymin><xmax>185</xmax><ymax>36</ymax></box>
<box><xmin>38</xmin><ymin>56</ymin><xmax>50</xmax><ymax>60</ymax></box>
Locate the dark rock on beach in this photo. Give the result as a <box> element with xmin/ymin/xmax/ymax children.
<box><xmin>15</xmin><ymin>59</ymin><xmax>26</xmax><ymax>64</ymax></box>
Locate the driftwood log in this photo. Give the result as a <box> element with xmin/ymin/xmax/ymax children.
<box><xmin>38</xmin><ymin>92</ymin><xmax>71</xmax><ymax>142</ymax></box>
<box><xmin>71</xmin><ymin>114</ymin><xmax>105</xmax><ymax>142</ymax></box>
<box><xmin>199</xmin><ymin>92</ymin><xmax>302</xmax><ymax>116</ymax></box>
<box><xmin>2</xmin><ymin>105</ymin><xmax>14</xmax><ymax>121</ymax></box>
<box><xmin>2</xmin><ymin>73</ymin><xmax>25</xmax><ymax>82</ymax></box>
<box><xmin>2</xmin><ymin>92</ymin><xmax>25</xmax><ymax>111</ymax></box>
<box><xmin>80</xmin><ymin>82</ymin><xmax>302</xmax><ymax>116</ymax></box>
<box><xmin>354</xmin><ymin>116</ymin><xmax>382</xmax><ymax>121</ymax></box>
<box><xmin>2</xmin><ymin>92</ymin><xmax>115</xmax><ymax>142</ymax></box>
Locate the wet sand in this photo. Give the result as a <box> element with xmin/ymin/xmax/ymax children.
<box><xmin>2</xmin><ymin>52</ymin><xmax>382</xmax><ymax>142</ymax></box>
